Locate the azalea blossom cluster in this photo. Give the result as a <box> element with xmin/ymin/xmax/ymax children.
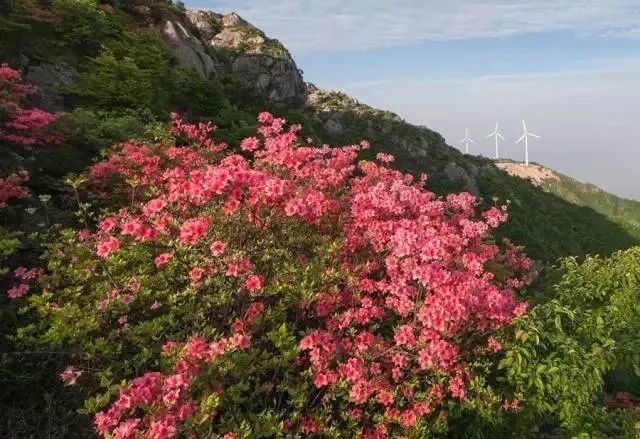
<box><xmin>0</xmin><ymin>63</ymin><xmax>61</xmax><ymax>146</ymax></box>
<box><xmin>60</xmin><ymin>365</ymin><xmax>83</xmax><ymax>387</ymax></box>
<box><xmin>76</xmin><ymin>112</ymin><xmax>533</xmax><ymax>437</ymax></box>
<box><xmin>5</xmin><ymin>265</ymin><xmax>44</xmax><ymax>299</ymax></box>
<box><xmin>0</xmin><ymin>170</ymin><xmax>29</xmax><ymax>208</ymax></box>
<box><xmin>297</xmin><ymin>163</ymin><xmax>531</xmax><ymax>432</ymax></box>
<box><xmin>95</xmin><ymin>331</ymin><xmax>254</xmax><ymax>439</ymax></box>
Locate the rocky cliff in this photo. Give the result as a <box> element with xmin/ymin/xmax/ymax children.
<box><xmin>155</xmin><ymin>9</ymin><xmax>306</xmax><ymax>104</ymax></box>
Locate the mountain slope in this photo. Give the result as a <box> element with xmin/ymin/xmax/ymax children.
<box><xmin>1</xmin><ymin>1</ymin><xmax>639</xmax><ymax>263</ymax></box>
<box><xmin>300</xmin><ymin>85</ymin><xmax>640</xmax><ymax>261</ymax></box>
<box><xmin>497</xmin><ymin>160</ymin><xmax>640</xmax><ymax>227</ymax></box>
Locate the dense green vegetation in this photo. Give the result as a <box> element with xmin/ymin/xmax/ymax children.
<box><xmin>503</xmin><ymin>248</ymin><xmax>640</xmax><ymax>438</ymax></box>
<box><xmin>1</xmin><ymin>0</ymin><xmax>639</xmax><ymax>437</ymax></box>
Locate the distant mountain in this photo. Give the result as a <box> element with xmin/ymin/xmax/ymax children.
<box><xmin>496</xmin><ymin>160</ymin><xmax>640</xmax><ymax>229</ymax></box>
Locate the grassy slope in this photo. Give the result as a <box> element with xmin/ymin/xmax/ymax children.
<box><xmin>496</xmin><ymin>159</ymin><xmax>640</xmax><ymax>228</ymax></box>
<box><xmin>543</xmin><ymin>170</ymin><xmax>640</xmax><ymax>227</ymax></box>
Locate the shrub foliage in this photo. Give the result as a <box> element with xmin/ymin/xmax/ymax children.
<box><xmin>16</xmin><ymin>113</ymin><xmax>539</xmax><ymax>438</ymax></box>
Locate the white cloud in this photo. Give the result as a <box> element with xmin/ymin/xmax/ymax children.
<box><xmin>202</xmin><ymin>0</ymin><xmax>640</xmax><ymax>52</ymax></box>
<box><xmin>338</xmin><ymin>59</ymin><xmax>640</xmax><ymax>199</ymax></box>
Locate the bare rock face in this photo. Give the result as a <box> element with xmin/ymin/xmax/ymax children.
<box><xmin>211</xmin><ymin>28</ymin><xmax>266</xmax><ymax>54</ymax></box>
<box><xmin>324</xmin><ymin>118</ymin><xmax>343</xmax><ymax>135</ymax></box>
<box><xmin>24</xmin><ymin>62</ymin><xmax>79</xmax><ymax>112</ymax></box>
<box><xmin>185</xmin><ymin>10</ymin><xmax>222</xmax><ymax>41</ymax></box>
<box><xmin>155</xmin><ymin>10</ymin><xmax>306</xmax><ymax>104</ymax></box>
<box><xmin>230</xmin><ymin>54</ymin><xmax>306</xmax><ymax>103</ymax></box>
<box><xmin>198</xmin><ymin>12</ymin><xmax>305</xmax><ymax>104</ymax></box>
<box><xmin>221</xmin><ymin>12</ymin><xmax>247</xmax><ymax>27</ymax></box>
<box><xmin>158</xmin><ymin>14</ymin><xmax>217</xmax><ymax>79</ymax></box>
<box><xmin>306</xmin><ymin>84</ymin><xmax>367</xmax><ymax>114</ymax></box>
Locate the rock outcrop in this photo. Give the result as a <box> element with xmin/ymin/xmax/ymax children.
<box><xmin>205</xmin><ymin>12</ymin><xmax>305</xmax><ymax>104</ymax></box>
<box><xmin>157</xmin><ymin>12</ymin><xmax>217</xmax><ymax>79</ymax></box>
<box><xmin>185</xmin><ymin>10</ymin><xmax>222</xmax><ymax>41</ymax></box>
<box><xmin>23</xmin><ymin>61</ymin><xmax>79</xmax><ymax>112</ymax></box>
<box><xmin>306</xmin><ymin>84</ymin><xmax>446</xmax><ymax>156</ymax></box>
<box><xmin>495</xmin><ymin>161</ymin><xmax>559</xmax><ymax>186</ymax></box>
<box><xmin>155</xmin><ymin>9</ymin><xmax>306</xmax><ymax>104</ymax></box>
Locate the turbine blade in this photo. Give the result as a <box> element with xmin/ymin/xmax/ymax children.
<box><xmin>515</xmin><ymin>134</ymin><xmax>526</xmax><ymax>144</ymax></box>
<box><xmin>469</xmin><ymin>138</ymin><xmax>476</xmax><ymax>144</ymax></box>
<box><xmin>459</xmin><ymin>138</ymin><xmax>466</xmax><ymax>143</ymax></box>
<box><xmin>497</xmin><ymin>133</ymin><xmax>505</xmax><ymax>140</ymax></box>
<box><xmin>486</xmin><ymin>133</ymin><xmax>494</xmax><ymax>138</ymax></box>
<box><xmin>529</xmin><ymin>133</ymin><xmax>541</xmax><ymax>139</ymax></box>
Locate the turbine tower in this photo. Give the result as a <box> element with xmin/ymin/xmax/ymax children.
<box><xmin>459</xmin><ymin>128</ymin><xmax>475</xmax><ymax>154</ymax></box>
<box><xmin>486</xmin><ymin>122</ymin><xmax>505</xmax><ymax>159</ymax></box>
<box><xmin>515</xmin><ymin>119</ymin><xmax>540</xmax><ymax>166</ymax></box>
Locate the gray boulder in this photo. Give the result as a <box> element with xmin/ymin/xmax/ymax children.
<box><xmin>229</xmin><ymin>54</ymin><xmax>306</xmax><ymax>103</ymax></box>
<box><xmin>200</xmin><ymin>12</ymin><xmax>306</xmax><ymax>104</ymax></box>
<box><xmin>24</xmin><ymin>62</ymin><xmax>79</xmax><ymax>112</ymax></box>
<box><xmin>185</xmin><ymin>10</ymin><xmax>222</xmax><ymax>41</ymax></box>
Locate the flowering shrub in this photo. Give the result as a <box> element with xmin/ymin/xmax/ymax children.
<box><xmin>0</xmin><ymin>170</ymin><xmax>29</xmax><ymax>207</ymax></box>
<box><xmin>0</xmin><ymin>63</ymin><xmax>68</xmax><ymax>438</ymax></box>
<box><xmin>0</xmin><ymin>63</ymin><xmax>61</xmax><ymax>210</ymax></box>
<box><xmin>0</xmin><ymin>63</ymin><xmax>61</xmax><ymax>146</ymax></box>
<box><xmin>21</xmin><ymin>112</ymin><xmax>535</xmax><ymax>437</ymax></box>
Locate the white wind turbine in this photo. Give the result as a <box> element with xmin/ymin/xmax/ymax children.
<box><xmin>459</xmin><ymin>128</ymin><xmax>475</xmax><ymax>154</ymax></box>
<box><xmin>515</xmin><ymin>119</ymin><xmax>540</xmax><ymax>166</ymax></box>
<box><xmin>486</xmin><ymin>122</ymin><xmax>505</xmax><ymax>159</ymax></box>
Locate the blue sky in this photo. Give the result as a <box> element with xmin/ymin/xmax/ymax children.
<box><xmin>187</xmin><ymin>1</ymin><xmax>640</xmax><ymax>199</ymax></box>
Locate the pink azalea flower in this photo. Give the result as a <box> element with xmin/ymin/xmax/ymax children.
<box><xmin>96</xmin><ymin>236</ymin><xmax>120</xmax><ymax>258</ymax></box>
<box><xmin>60</xmin><ymin>365</ymin><xmax>83</xmax><ymax>386</ymax></box>
<box><xmin>154</xmin><ymin>252</ymin><xmax>173</xmax><ymax>267</ymax></box>
<box><xmin>244</xmin><ymin>274</ymin><xmax>263</xmax><ymax>293</ymax></box>
<box><xmin>6</xmin><ymin>283</ymin><xmax>29</xmax><ymax>299</ymax></box>
<box><xmin>143</xmin><ymin>198</ymin><xmax>167</xmax><ymax>217</ymax></box>
<box><xmin>210</xmin><ymin>240</ymin><xmax>227</xmax><ymax>256</ymax></box>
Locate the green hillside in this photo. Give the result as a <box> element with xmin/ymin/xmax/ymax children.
<box><xmin>497</xmin><ymin>160</ymin><xmax>640</xmax><ymax>226</ymax></box>
<box><xmin>544</xmin><ymin>168</ymin><xmax>640</xmax><ymax>227</ymax></box>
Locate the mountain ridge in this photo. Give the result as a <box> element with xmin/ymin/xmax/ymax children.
<box><xmin>3</xmin><ymin>3</ymin><xmax>639</xmax><ymax>262</ymax></box>
<box><xmin>496</xmin><ymin>160</ymin><xmax>640</xmax><ymax>227</ymax></box>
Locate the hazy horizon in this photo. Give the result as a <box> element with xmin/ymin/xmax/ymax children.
<box><xmin>190</xmin><ymin>1</ymin><xmax>640</xmax><ymax>200</ymax></box>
